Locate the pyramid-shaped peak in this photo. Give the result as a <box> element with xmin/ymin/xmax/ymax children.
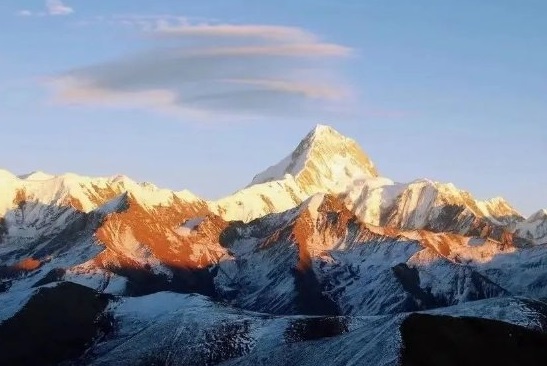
<box><xmin>249</xmin><ymin>123</ymin><xmax>378</xmax><ymax>194</ymax></box>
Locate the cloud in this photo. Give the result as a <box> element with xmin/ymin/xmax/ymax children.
<box><xmin>154</xmin><ymin>24</ymin><xmax>316</xmax><ymax>42</ymax></box>
<box><xmin>17</xmin><ymin>0</ymin><xmax>73</xmax><ymax>17</ymax></box>
<box><xmin>221</xmin><ymin>79</ymin><xmax>349</xmax><ymax>100</ymax></box>
<box><xmin>46</xmin><ymin>0</ymin><xmax>73</xmax><ymax>15</ymax></box>
<box><xmin>50</xmin><ymin>20</ymin><xmax>354</xmax><ymax>120</ymax></box>
<box><xmin>17</xmin><ymin>10</ymin><xmax>33</xmax><ymax>17</ymax></box>
<box><xmin>178</xmin><ymin>44</ymin><xmax>351</xmax><ymax>58</ymax></box>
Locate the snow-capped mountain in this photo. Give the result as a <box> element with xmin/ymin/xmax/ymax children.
<box><xmin>211</xmin><ymin>124</ymin><xmax>379</xmax><ymax>222</ymax></box>
<box><xmin>214</xmin><ymin>125</ymin><xmax>526</xmax><ymax>246</ymax></box>
<box><xmin>212</xmin><ymin>176</ymin><xmax>307</xmax><ymax>222</ymax></box>
<box><xmin>0</xmin><ymin>169</ymin><xmax>201</xmax><ymax>214</ymax></box>
<box><xmin>377</xmin><ymin>179</ymin><xmax>523</xmax><ymax>243</ymax></box>
<box><xmin>214</xmin><ymin>193</ymin><xmax>539</xmax><ymax>316</ymax></box>
<box><xmin>1</xmin><ymin>124</ymin><xmax>547</xmax><ymax>365</ymax></box>
<box><xmin>515</xmin><ymin>209</ymin><xmax>547</xmax><ymax>245</ymax></box>
<box><xmin>0</xmin><ymin>171</ymin><xmax>216</xmax><ymax>297</ymax></box>
<box><xmin>215</xmin><ymin>193</ymin><xmax>410</xmax><ymax>315</ymax></box>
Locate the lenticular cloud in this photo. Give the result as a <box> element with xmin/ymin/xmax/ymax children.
<box><xmin>51</xmin><ymin>19</ymin><xmax>353</xmax><ymax>120</ymax></box>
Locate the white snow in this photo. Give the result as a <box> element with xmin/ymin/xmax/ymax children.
<box><xmin>177</xmin><ymin>216</ymin><xmax>206</xmax><ymax>235</ymax></box>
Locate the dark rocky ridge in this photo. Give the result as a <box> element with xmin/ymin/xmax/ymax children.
<box><xmin>400</xmin><ymin>313</ymin><xmax>547</xmax><ymax>366</ymax></box>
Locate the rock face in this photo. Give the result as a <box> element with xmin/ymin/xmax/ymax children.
<box><xmin>1</xmin><ymin>124</ymin><xmax>546</xmax><ymax>365</ymax></box>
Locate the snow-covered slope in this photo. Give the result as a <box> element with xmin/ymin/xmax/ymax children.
<box><xmin>212</xmin><ymin>176</ymin><xmax>307</xmax><ymax>222</ymax></box>
<box><xmin>0</xmin><ymin>124</ymin><xmax>541</xmax><ymax>301</ymax></box>
<box><xmin>477</xmin><ymin>196</ymin><xmax>524</xmax><ymax>225</ymax></box>
<box><xmin>1</xmin><ymin>133</ymin><xmax>547</xmax><ymax>364</ymax></box>
<box><xmin>1</xmin><ymin>180</ymin><xmax>542</xmax><ymax>319</ymax></box>
<box><xmin>340</xmin><ymin>176</ymin><xmax>524</xmax><ymax>242</ymax></box>
<box><xmin>3</xmin><ymin>124</ymin><xmax>547</xmax><ymax>365</ymax></box>
<box><xmin>90</xmin><ymin>192</ymin><xmax>226</xmax><ymax>276</ymax></box>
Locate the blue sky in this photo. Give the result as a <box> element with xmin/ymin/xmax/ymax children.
<box><xmin>1</xmin><ymin>0</ymin><xmax>545</xmax><ymax>215</ymax></box>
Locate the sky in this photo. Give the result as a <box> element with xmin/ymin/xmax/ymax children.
<box><xmin>0</xmin><ymin>0</ymin><xmax>545</xmax><ymax>215</ymax></box>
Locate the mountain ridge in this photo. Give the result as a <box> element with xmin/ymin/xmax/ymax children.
<box><xmin>2</xmin><ymin>123</ymin><xmax>547</xmax><ymax>365</ymax></box>
<box><xmin>1</xmin><ymin>124</ymin><xmax>542</xmax><ymax>243</ymax></box>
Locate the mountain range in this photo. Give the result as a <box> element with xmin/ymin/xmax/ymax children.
<box><xmin>1</xmin><ymin>124</ymin><xmax>547</xmax><ymax>365</ymax></box>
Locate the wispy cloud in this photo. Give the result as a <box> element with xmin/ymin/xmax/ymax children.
<box><xmin>17</xmin><ymin>10</ymin><xmax>33</xmax><ymax>17</ymax></box>
<box><xmin>154</xmin><ymin>24</ymin><xmax>316</xmax><ymax>42</ymax></box>
<box><xmin>18</xmin><ymin>0</ymin><xmax>73</xmax><ymax>17</ymax></box>
<box><xmin>46</xmin><ymin>0</ymin><xmax>73</xmax><ymax>16</ymax></box>
<box><xmin>49</xmin><ymin>17</ymin><xmax>354</xmax><ymax>120</ymax></box>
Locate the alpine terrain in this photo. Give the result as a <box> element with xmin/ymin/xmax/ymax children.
<box><xmin>1</xmin><ymin>124</ymin><xmax>547</xmax><ymax>365</ymax></box>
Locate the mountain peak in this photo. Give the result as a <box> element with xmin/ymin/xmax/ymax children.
<box><xmin>249</xmin><ymin>124</ymin><xmax>378</xmax><ymax>194</ymax></box>
<box><xmin>527</xmin><ymin>209</ymin><xmax>547</xmax><ymax>222</ymax></box>
<box><xmin>304</xmin><ymin>124</ymin><xmax>346</xmax><ymax>144</ymax></box>
<box><xmin>309</xmin><ymin>123</ymin><xmax>339</xmax><ymax>136</ymax></box>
